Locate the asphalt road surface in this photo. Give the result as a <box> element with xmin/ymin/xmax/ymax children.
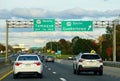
<box><xmin>1</xmin><ymin>59</ymin><xmax>120</xmax><ymax>81</ymax></box>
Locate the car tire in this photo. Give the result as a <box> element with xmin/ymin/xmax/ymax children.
<box><xmin>73</xmin><ymin>64</ymin><xmax>76</xmax><ymax>74</ymax></box>
<box><xmin>94</xmin><ymin>71</ymin><xmax>97</xmax><ymax>75</ymax></box>
<box><xmin>76</xmin><ymin>67</ymin><xmax>80</xmax><ymax>75</ymax></box>
<box><xmin>13</xmin><ymin>74</ymin><xmax>18</xmax><ymax>79</ymax></box>
<box><xmin>98</xmin><ymin>71</ymin><xmax>103</xmax><ymax>75</ymax></box>
<box><xmin>73</xmin><ymin>69</ymin><xmax>76</xmax><ymax>74</ymax></box>
<box><xmin>76</xmin><ymin>69</ymin><xmax>80</xmax><ymax>75</ymax></box>
<box><xmin>37</xmin><ymin>73</ymin><xmax>43</xmax><ymax>78</ymax></box>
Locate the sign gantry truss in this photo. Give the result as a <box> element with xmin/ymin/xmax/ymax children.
<box><xmin>6</xmin><ymin>20</ymin><xmax>33</xmax><ymax>28</ymax></box>
<box><xmin>6</xmin><ymin>20</ymin><xmax>118</xmax><ymax>28</ymax></box>
<box><xmin>5</xmin><ymin>19</ymin><xmax>120</xmax><ymax>63</ymax></box>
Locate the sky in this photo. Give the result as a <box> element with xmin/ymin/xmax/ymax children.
<box><xmin>0</xmin><ymin>0</ymin><xmax>120</xmax><ymax>49</ymax></box>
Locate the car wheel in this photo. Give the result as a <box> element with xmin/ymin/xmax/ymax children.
<box><xmin>94</xmin><ymin>71</ymin><xmax>97</xmax><ymax>75</ymax></box>
<box><xmin>76</xmin><ymin>69</ymin><xmax>80</xmax><ymax>75</ymax></box>
<box><xmin>76</xmin><ymin>67</ymin><xmax>80</xmax><ymax>75</ymax></box>
<box><xmin>73</xmin><ymin>65</ymin><xmax>76</xmax><ymax>74</ymax></box>
<box><xmin>37</xmin><ymin>73</ymin><xmax>43</xmax><ymax>78</ymax></box>
<box><xmin>98</xmin><ymin>71</ymin><xmax>103</xmax><ymax>75</ymax></box>
<box><xmin>73</xmin><ymin>69</ymin><xmax>76</xmax><ymax>74</ymax></box>
<box><xmin>13</xmin><ymin>74</ymin><xmax>18</xmax><ymax>79</ymax></box>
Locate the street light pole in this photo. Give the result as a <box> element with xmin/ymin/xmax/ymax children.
<box><xmin>113</xmin><ymin>21</ymin><xmax>116</xmax><ymax>62</ymax></box>
<box><xmin>5</xmin><ymin>20</ymin><xmax>9</xmax><ymax>63</ymax></box>
<box><xmin>113</xmin><ymin>15</ymin><xmax>120</xmax><ymax>62</ymax></box>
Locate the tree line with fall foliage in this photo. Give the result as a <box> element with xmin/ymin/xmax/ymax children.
<box><xmin>45</xmin><ymin>25</ymin><xmax>120</xmax><ymax>61</ymax></box>
<box><xmin>1</xmin><ymin>25</ymin><xmax>120</xmax><ymax>61</ymax></box>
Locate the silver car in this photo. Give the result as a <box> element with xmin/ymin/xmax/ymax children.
<box><xmin>73</xmin><ymin>53</ymin><xmax>103</xmax><ymax>75</ymax></box>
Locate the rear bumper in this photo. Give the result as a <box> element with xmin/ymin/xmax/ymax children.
<box><xmin>79</xmin><ymin>66</ymin><xmax>103</xmax><ymax>72</ymax></box>
<box><xmin>13</xmin><ymin>66</ymin><xmax>43</xmax><ymax>74</ymax></box>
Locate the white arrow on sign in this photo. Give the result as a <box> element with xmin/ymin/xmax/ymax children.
<box><xmin>88</xmin><ymin>25</ymin><xmax>92</xmax><ymax>30</ymax></box>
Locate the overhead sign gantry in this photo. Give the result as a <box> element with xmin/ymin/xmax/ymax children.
<box><xmin>5</xmin><ymin>19</ymin><xmax>119</xmax><ymax>63</ymax></box>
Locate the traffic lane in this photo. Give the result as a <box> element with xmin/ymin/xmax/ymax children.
<box><xmin>56</xmin><ymin>59</ymin><xmax>120</xmax><ymax>78</ymax></box>
<box><xmin>1</xmin><ymin>65</ymin><xmax>60</xmax><ymax>81</ymax></box>
<box><xmin>45</xmin><ymin>61</ymin><xmax>120</xmax><ymax>81</ymax></box>
<box><xmin>2</xmin><ymin>60</ymin><xmax>120</xmax><ymax>81</ymax></box>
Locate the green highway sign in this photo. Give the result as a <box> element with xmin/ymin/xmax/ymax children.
<box><xmin>32</xmin><ymin>47</ymin><xmax>42</xmax><ymax>49</ymax></box>
<box><xmin>33</xmin><ymin>19</ymin><xmax>55</xmax><ymax>31</ymax></box>
<box><xmin>61</xmin><ymin>21</ymin><xmax>93</xmax><ymax>31</ymax></box>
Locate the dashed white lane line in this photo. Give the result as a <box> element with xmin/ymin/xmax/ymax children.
<box><xmin>52</xmin><ymin>72</ymin><xmax>57</xmax><ymax>74</ymax></box>
<box><xmin>48</xmin><ymin>68</ymin><xmax>51</xmax><ymax>70</ymax></box>
<box><xmin>60</xmin><ymin>78</ymin><xmax>67</xmax><ymax>81</ymax></box>
<box><xmin>45</xmin><ymin>65</ymin><xmax>47</xmax><ymax>68</ymax></box>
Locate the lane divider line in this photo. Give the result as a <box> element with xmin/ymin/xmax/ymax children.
<box><xmin>0</xmin><ymin>70</ymin><xmax>13</xmax><ymax>81</ymax></box>
<box><xmin>60</xmin><ymin>78</ymin><xmax>67</xmax><ymax>81</ymax></box>
<box><xmin>52</xmin><ymin>72</ymin><xmax>56</xmax><ymax>74</ymax></box>
<box><xmin>48</xmin><ymin>68</ymin><xmax>51</xmax><ymax>70</ymax></box>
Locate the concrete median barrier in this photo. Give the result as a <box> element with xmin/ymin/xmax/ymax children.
<box><xmin>103</xmin><ymin>61</ymin><xmax>120</xmax><ymax>68</ymax></box>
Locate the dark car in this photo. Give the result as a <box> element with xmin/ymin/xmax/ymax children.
<box><xmin>45</xmin><ymin>55</ymin><xmax>55</xmax><ymax>62</ymax></box>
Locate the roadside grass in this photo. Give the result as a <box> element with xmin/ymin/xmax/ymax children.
<box><xmin>0</xmin><ymin>54</ymin><xmax>5</xmax><ymax>57</ymax></box>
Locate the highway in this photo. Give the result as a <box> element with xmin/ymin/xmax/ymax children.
<box><xmin>1</xmin><ymin>59</ymin><xmax>120</xmax><ymax>81</ymax></box>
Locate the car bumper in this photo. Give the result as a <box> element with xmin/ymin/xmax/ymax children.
<box><xmin>13</xmin><ymin>66</ymin><xmax>43</xmax><ymax>74</ymax></box>
<box><xmin>79</xmin><ymin>66</ymin><xmax>103</xmax><ymax>72</ymax></box>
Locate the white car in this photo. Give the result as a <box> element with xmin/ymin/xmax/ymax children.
<box><xmin>13</xmin><ymin>54</ymin><xmax>43</xmax><ymax>79</ymax></box>
<box><xmin>73</xmin><ymin>53</ymin><xmax>103</xmax><ymax>75</ymax></box>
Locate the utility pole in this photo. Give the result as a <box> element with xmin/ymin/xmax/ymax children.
<box><xmin>113</xmin><ymin>20</ymin><xmax>116</xmax><ymax>62</ymax></box>
<box><xmin>5</xmin><ymin>20</ymin><xmax>9</xmax><ymax>63</ymax></box>
<box><xmin>113</xmin><ymin>15</ymin><xmax>120</xmax><ymax>62</ymax></box>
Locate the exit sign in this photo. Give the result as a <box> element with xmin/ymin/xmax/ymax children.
<box><xmin>33</xmin><ymin>19</ymin><xmax>55</xmax><ymax>31</ymax></box>
<box><xmin>61</xmin><ymin>21</ymin><xmax>93</xmax><ymax>31</ymax></box>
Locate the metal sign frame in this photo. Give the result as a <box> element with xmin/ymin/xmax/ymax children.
<box><xmin>5</xmin><ymin>19</ymin><xmax>119</xmax><ymax>63</ymax></box>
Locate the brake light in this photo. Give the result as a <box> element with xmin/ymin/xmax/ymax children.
<box><xmin>34</xmin><ymin>62</ymin><xmax>41</xmax><ymax>66</ymax></box>
<box><xmin>15</xmin><ymin>62</ymin><xmax>22</xmax><ymax>66</ymax></box>
<box><xmin>79</xmin><ymin>59</ymin><xmax>84</xmax><ymax>62</ymax></box>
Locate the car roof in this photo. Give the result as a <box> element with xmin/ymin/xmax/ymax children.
<box><xmin>18</xmin><ymin>54</ymin><xmax>38</xmax><ymax>56</ymax></box>
<box><xmin>82</xmin><ymin>53</ymin><xmax>98</xmax><ymax>55</ymax></box>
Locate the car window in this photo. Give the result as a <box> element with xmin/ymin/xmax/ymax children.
<box><xmin>47</xmin><ymin>56</ymin><xmax>54</xmax><ymax>58</ymax></box>
<box><xmin>18</xmin><ymin>56</ymin><xmax>39</xmax><ymax>61</ymax></box>
<box><xmin>81</xmin><ymin>55</ymin><xmax>100</xmax><ymax>59</ymax></box>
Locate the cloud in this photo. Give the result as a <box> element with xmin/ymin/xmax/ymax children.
<box><xmin>103</xmin><ymin>0</ymin><xmax>109</xmax><ymax>1</ymax></box>
<box><xmin>0</xmin><ymin>7</ymin><xmax>113</xmax><ymax>47</ymax></box>
<box><xmin>0</xmin><ymin>8</ymin><xmax>119</xmax><ymax>19</ymax></box>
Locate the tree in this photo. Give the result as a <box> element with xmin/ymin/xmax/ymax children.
<box><xmin>98</xmin><ymin>25</ymin><xmax>120</xmax><ymax>61</ymax></box>
<box><xmin>0</xmin><ymin>43</ymin><xmax>5</xmax><ymax>52</ymax></box>
<box><xmin>116</xmin><ymin>25</ymin><xmax>120</xmax><ymax>61</ymax></box>
<box><xmin>72</xmin><ymin>36</ymin><xmax>99</xmax><ymax>55</ymax></box>
<box><xmin>58</xmin><ymin>39</ymin><xmax>72</xmax><ymax>54</ymax></box>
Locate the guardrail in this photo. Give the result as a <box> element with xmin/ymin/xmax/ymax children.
<box><xmin>103</xmin><ymin>61</ymin><xmax>120</xmax><ymax>68</ymax></box>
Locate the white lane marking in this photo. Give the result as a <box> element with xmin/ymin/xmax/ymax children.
<box><xmin>43</xmin><ymin>64</ymin><xmax>47</xmax><ymax>68</ymax></box>
<box><xmin>52</xmin><ymin>72</ymin><xmax>56</xmax><ymax>74</ymax></box>
<box><xmin>48</xmin><ymin>68</ymin><xmax>51</xmax><ymax>70</ymax></box>
<box><xmin>45</xmin><ymin>65</ymin><xmax>47</xmax><ymax>68</ymax></box>
<box><xmin>60</xmin><ymin>78</ymin><xmax>67</xmax><ymax>81</ymax></box>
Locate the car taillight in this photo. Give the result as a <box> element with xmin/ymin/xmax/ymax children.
<box><xmin>15</xmin><ymin>62</ymin><xmax>22</xmax><ymax>66</ymax></box>
<box><xmin>34</xmin><ymin>62</ymin><xmax>41</xmax><ymax>66</ymax></box>
<box><xmin>79</xmin><ymin>59</ymin><xmax>84</xmax><ymax>62</ymax></box>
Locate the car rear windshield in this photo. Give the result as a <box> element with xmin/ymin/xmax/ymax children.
<box><xmin>18</xmin><ymin>56</ymin><xmax>38</xmax><ymax>61</ymax></box>
<box><xmin>47</xmin><ymin>56</ymin><xmax>54</xmax><ymax>58</ymax></box>
<box><xmin>81</xmin><ymin>55</ymin><xmax>100</xmax><ymax>59</ymax></box>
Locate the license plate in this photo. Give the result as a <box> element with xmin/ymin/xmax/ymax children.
<box><xmin>25</xmin><ymin>64</ymin><xmax>31</xmax><ymax>66</ymax></box>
